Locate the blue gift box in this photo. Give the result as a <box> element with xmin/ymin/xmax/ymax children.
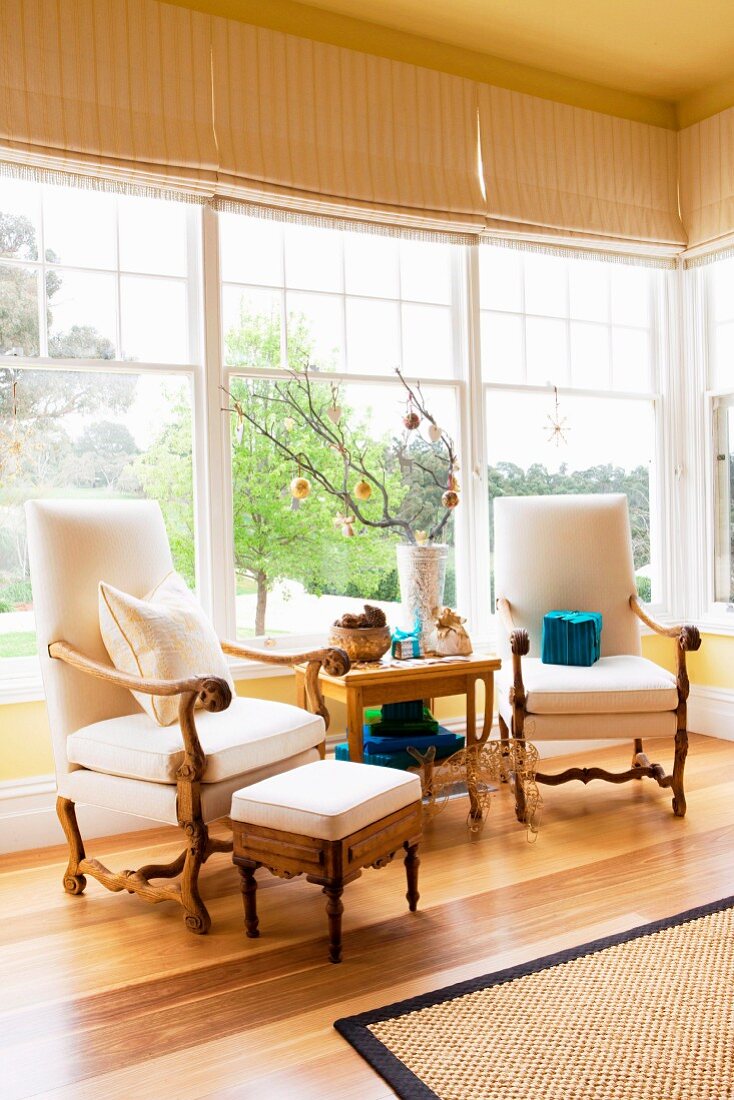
<box><xmin>541</xmin><ymin>610</ymin><xmax>602</xmax><ymax>666</ymax></box>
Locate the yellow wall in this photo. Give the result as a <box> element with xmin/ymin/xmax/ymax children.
<box><xmin>4</xmin><ymin>631</ymin><xmax>729</xmax><ymax>784</ymax></box>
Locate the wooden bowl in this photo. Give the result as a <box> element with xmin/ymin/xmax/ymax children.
<box><xmin>328</xmin><ymin>624</ymin><xmax>391</xmax><ymax>662</ymax></box>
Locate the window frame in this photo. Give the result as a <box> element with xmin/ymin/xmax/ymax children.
<box><xmin>0</xmin><ymin>186</ymin><xmax>207</xmax><ymax>698</ymax></box>
<box><xmin>213</xmin><ymin>210</ymin><xmax>474</xmax><ymax>647</ymax></box>
<box><xmin>0</xmin><ymin>187</ymin><xmax>683</xmax><ymax>701</ymax></box>
<box><xmin>476</xmin><ymin>244</ymin><xmax>673</xmax><ymax>629</ymax></box>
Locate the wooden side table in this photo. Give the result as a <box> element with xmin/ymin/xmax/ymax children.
<box><xmin>294</xmin><ymin>654</ymin><xmax>502</xmax><ymax>764</ymax></box>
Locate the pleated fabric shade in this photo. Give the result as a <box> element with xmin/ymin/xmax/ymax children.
<box><xmin>0</xmin><ymin>0</ymin><xmax>217</xmax><ymax>195</ymax></box>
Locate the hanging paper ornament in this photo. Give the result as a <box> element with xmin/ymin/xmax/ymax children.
<box><xmin>283</xmin><ymin>416</ymin><xmax>296</xmax><ymax>431</ymax></box>
<box><xmin>327</xmin><ymin>384</ymin><xmax>342</xmax><ymax>424</ymax></box>
<box><xmin>354</xmin><ymin>479</ymin><xmax>372</xmax><ymax>501</ymax></box>
<box><xmin>426</xmin><ymin>422</ymin><xmax>442</xmax><ymax>443</ymax></box>
<box><xmin>403</xmin><ymin>392</ymin><xmax>421</xmax><ymax>431</ymax></box>
<box><xmin>334</xmin><ymin>513</ymin><xmax>356</xmax><ymax>537</ymax></box>
<box><xmin>235</xmin><ymin>416</ymin><xmax>245</xmax><ymax>445</ymax></box>
<box><xmin>290</xmin><ymin>476</ymin><xmax>311</xmax><ymax>499</ymax></box>
<box><xmin>442</xmin><ymin>489</ymin><xmax>460</xmax><ymax>509</ymax></box>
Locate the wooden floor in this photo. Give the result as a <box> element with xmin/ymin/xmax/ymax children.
<box><xmin>2</xmin><ymin>734</ymin><xmax>734</xmax><ymax>1100</ymax></box>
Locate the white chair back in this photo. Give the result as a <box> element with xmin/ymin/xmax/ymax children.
<box><xmin>25</xmin><ymin>500</ymin><xmax>174</xmax><ymax>780</ymax></box>
<box><xmin>493</xmin><ymin>494</ymin><xmax>641</xmax><ymax>660</ymax></box>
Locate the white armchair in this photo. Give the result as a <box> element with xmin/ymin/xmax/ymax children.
<box><xmin>493</xmin><ymin>494</ymin><xmax>701</xmax><ymax>819</ymax></box>
<box><xmin>26</xmin><ymin>499</ymin><xmax>349</xmax><ymax>934</ymax></box>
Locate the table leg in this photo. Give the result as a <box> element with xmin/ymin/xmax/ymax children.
<box><xmin>466</xmin><ymin>676</ymin><xmax>477</xmax><ymax>747</ymax></box>
<box><xmin>346</xmin><ymin>690</ymin><xmax>364</xmax><ymax>763</ymax></box>
<box><xmin>295</xmin><ymin>671</ymin><xmax>306</xmax><ymax>711</ymax></box>
<box><xmin>480</xmin><ymin>672</ymin><xmax>494</xmax><ymax>746</ymax></box>
<box><xmin>465</xmin><ymin>676</ymin><xmax>481</xmax><ymax>819</ymax></box>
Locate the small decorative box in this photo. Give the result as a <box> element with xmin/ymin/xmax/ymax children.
<box><xmin>541</xmin><ymin>610</ymin><xmax>602</xmax><ymax>666</ymax></box>
<box><xmin>391</xmin><ymin>627</ymin><xmax>424</xmax><ymax>659</ymax></box>
<box><xmin>391</xmin><ymin>637</ymin><xmax>424</xmax><ymax>659</ymax></box>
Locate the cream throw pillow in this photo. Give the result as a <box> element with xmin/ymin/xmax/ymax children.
<box><xmin>99</xmin><ymin>571</ymin><xmax>235</xmax><ymax>727</ymax></box>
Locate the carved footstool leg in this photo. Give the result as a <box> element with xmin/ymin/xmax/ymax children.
<box><xmin>404</xmin><ymin>842</ymin><xmax>420</xmax><ymax>912</ymax></box>
<box><xmin>238</xmin><ymin>864</ymin><xmax>260</xmax><ymax>938</ymax></box>
<box><xmin>324</xmin><ymin>883</ymin><xmax>345</xmax><ymax>964</ymax></box>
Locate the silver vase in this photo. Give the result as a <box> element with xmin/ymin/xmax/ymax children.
<box><xmin>396</xmin><ymin>543</ymin><xmax>448</xmax><ymax>651</ymax></box>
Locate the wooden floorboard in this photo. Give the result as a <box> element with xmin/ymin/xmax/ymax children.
<box><xmin>2</xmin><ymin>734</ymin><xmax>734</xmax><ymax>1099</ymax></box>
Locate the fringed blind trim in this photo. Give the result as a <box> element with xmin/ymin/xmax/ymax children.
<box><xmin>481</xmin><ymin>233</ymin><xmax>678</xmax><ymax>270</ymax></box>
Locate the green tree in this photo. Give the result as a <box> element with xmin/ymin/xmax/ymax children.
<box><xmin>74</xmin><ymin>420</ymin><xmax>139</xmax><ymax>489</ymax></box>
<box><xmin>130</xmin><ymin>399</ymin><xmax>196</xmax><ymax>588</ymax></box>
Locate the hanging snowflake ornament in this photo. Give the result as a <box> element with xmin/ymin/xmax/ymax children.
<box><xmin>546</xmin><ymin>385</ymin><xmax>570</xmax><ymax>447</ymax></box>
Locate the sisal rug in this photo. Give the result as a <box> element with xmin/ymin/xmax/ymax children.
<box><xmin>335</xmin><ymin>896</ymin><xmax>734</xmax><ymax>1100</ymax></box>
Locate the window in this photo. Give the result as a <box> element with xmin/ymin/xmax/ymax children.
<box><xmin>218</xmin><ymin>213</ymin><xmax>462</xmax><ymax>640</ymax></box>
<box><xmin>479</xmin><ymin>247</ymin><xmax>664</xmax><ymax>608</ymax></box>
<box><xmin>0</xmin><ymin>176</ymin><xmax>683</xmax><ymax>687</ymax></box>
<box><xmin>0</xmin><ymin>179</ymin><xmax>201</xmax><ymax>664</ymax></box>
<box><xmin>706</xmin><ymin>257</ymin><xmax>734</xmax><ymax>609</ymax></box>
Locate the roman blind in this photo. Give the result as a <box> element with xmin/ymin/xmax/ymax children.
<box><xmin>0</xmin><ymin>0</ymin><xmax>217</xmax><ymax>195</ymax></box>
<box><xmin>210</xmin><ymin>19</ymin><xmax>486</xmax><ymax>236</ymax></box>
<box><xmin>679</xmin><ymin>106</ymin><xmax>734</xmax><ymax>251</ymax></box>
<box><xmin>478</xmin><ymin>85</ymin><xmax>686</xmax><ymax>247</ymax></box>
<box><xmin>0</xmin><ymin>0</ymin><xmax>694</xmax><ymax>251</ymax></box>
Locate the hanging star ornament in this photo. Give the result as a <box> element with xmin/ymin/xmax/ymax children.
<box><xmin>546</xmin><ymin>386</ymin><xmax>570</xmax><ymax>447</ymax></box>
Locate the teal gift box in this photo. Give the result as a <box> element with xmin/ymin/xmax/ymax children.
<box><xmin>541</xmin><ymin>610</ymin><xmax>602</xmax><ymax>666</ymax></box>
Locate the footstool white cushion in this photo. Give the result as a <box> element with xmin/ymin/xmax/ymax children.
<box><xmin>230</xmin><ymin>758</ymin><xmax>422</xmax><ymax>841</ymax></box>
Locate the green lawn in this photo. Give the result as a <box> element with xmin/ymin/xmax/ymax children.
<box><xmin>0</xmin><ymin>632</ymin><xmax>37</xmax><ymax>658</ymax></box>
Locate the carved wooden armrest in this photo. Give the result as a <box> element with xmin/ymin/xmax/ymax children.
<box><xmin>629</xmin><ymin>596</ymin><xmax>702</xmax><ymax>651</ymax></box>
<box><xmin>496</xmin><ymin>598</ymin><xmax>529</xmax><ymax>720</ymax></box>
<box><xmin>220</xmin><ymin>640</ymin><xmax>350</xmax><ymax>676</ymax></box>
<box><xmin>49</xmin><ymin>640</ymin><xmax>232</xmax><ymax>779</ymax></box>
<box><xmin>220</xmin><ymin>640</ymin><xmax>350</xmax><ymax>731</ymax></box>
<box><xmin>629</xmin><ymin>596</ymin><xmax>701</xmax><ymax>705</ymax></box>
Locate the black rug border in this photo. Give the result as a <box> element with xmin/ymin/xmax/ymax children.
<box><xmin>334</xmin><ymin>893</ymin><xmax>734</xmax><ymax>1100</ymax></box>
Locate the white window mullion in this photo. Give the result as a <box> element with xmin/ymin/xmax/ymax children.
<box><xmin>199</xmin><ymin>204</ymin><xmax>236</xmax><ymax>638</ymax></box>
<box><xmin>462</xmin><ymin>244</ymin><xmax>491</xmax><ymax>640</ymax></box>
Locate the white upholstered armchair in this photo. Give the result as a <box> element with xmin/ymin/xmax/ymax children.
<box><xmin>494</xmin><ymin>494</ymin><xmax>701</xmax><ymax>819</ymax></box>
<box><xmin>26</xmin><ymin>499</ymin><xmax>349</xmax><ymax>934</ymax></box>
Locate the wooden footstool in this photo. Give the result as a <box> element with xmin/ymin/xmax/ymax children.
<box><xmin>231</xmin><ymin>760</ymin><xmax>423</xmax><ymax>963</ymax></box>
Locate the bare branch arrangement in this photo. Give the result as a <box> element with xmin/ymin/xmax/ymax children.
<box><xmin>222</xmin><ymin>367</ymin><xmax>459</xmax><ymax>545</ymax></box>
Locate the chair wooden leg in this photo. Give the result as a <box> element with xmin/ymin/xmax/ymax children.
<box><xmin>238</xmin><ymin>864</ymin><xmax>260</xmax><ymax>938</ymax></box>
<box><xmin>56</xmin><ymin>797</ymin><xmax>87</xmax><ymax>896</ymax></box>
<box><xmin>632</xmin><ymin>737</ymin><xmax>645</xmax><ymax>778</ymax></box>
<box><xmin>498</xmin><ymin>714</ymin><xmax>510</xmax><ymax>783</ymax></box>
<box><xmin>180</xmin><ymin>821</ymin><xmax>211</xmax><ymax>935</ymax></box>
<box><xmin>404</xmin><ymin>842</ymin><xmax>420</xmax><ymax>912</ymax></box>
<box><xmin>323</xmin><ymin>884</ymin><xmax>344</xmax><ymax>964</ymax></box>
<box><xmin>671</xmin><ymin>730</ymin><xmax>688</xmax><ymax>818</ymax></box>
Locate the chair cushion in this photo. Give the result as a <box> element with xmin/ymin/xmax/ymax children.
<box><xmin>230</xmin><ymin>759</ymin><xmax>422</xmax><ymax>840</ymax></box>
<box><xmin>497</xmin><ymin>656</ymin><xmax>678</xmax><ymax>715</ymax></box>
<box><xmin>99</xmin><ymin>570</ymin><xmax>235</xmax><ymax>727</ymax></box>
<box><xmin>66</xmin><ymin>697</ymin><xmax>325</xmax><ymax>784</ymax></box>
